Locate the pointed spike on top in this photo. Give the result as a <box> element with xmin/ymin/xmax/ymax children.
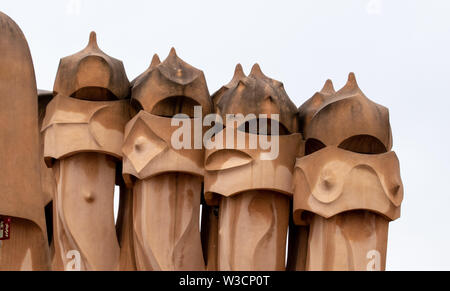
<box><xmin>169</xmin><ymin>47</ymin><xmax>178</xmax><ymax>57</ymax></box>
<box><xmin>348</xmin><ymin>72</ymin><xmax>357</xmax><ymax>84</ymax></box>
<box><xmin>233</xmin><ymin>64</ymin><xmax>246</xmax><ymax>79</ymax></box>
<box><xmin>149</xmin><ymin>54</ymin><xmax>161</xmax><ymax>69</ymax></box>
<box><xmin>224</xmin><ymin>64</ymin><xmax>247</xmax><ymax>89</ymax></box>
<box><xmin>88</xmin><ymin>31</ymin><xmax>99</xmax><ymax>49</ymax></box>
<box><xmin>345</xmin><ymin>72</ymin><xmax>359</xmax><ymax>88</ymax></box>
<box><xmin>234</xmin><ymin>63</ymin><xmax>244</xmax><ymax>75</ymax></box>
<box><xmin>250</xmin><ymin>63</ymin><xmax>265</xmax><ymax>78</ymax></box>
<box><xmin>320</xmin><ymin>79</ymin><xmax>335</xmax><ymax>95</ymax></box>
<box><xmin>337</xmin><ymin>72</ymin><xmax>360</xmax><ymax>94</ymax></box>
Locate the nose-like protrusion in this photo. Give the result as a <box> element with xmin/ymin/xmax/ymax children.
<box><xmin>391</xmin><ymin>184</ymin><xmax>401</xmax><ymax>196</ymax></box>
<box><xmin>310</xmin><ymin>164</ymin><xmax>345</xmax><ymax>204</ymax></box>
<box><xmin>320</xmin><ymin>170</ymin><xmax>336</xmax><ymax>191</ymax></box>
<box><xmin>134</xmin><ymin>136</ymin><xmax>147</xmax><ymax>152</ymax></box>
<box><xmin>388</xmin><ymin>182</ymin><xmax>404</xmax><ymax>207</ymax></box>
<box><xmin>84</xmin><ymin>191</ymin><xmax>95</xmax><ymax>203</ymax></box>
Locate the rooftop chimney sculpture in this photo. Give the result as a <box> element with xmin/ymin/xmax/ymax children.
<box><xmin>293</xmin><ymin>74</ymin><xmax>403</xmax><ymax>271</ymax></box>
<box><xmin>41</xmin><ymin>32</ymin><xmax>131</xmax><ymax>271</ymax></box>
<box><xmin>122</xmin><ymin>48</ymin><xmax>212</xmax><ymax>270</ymax></box>
<box><xmin>0</xmin><ymin>11</ymin><xmax>403</xmax><ymax>271</ymax></box>
<box><xmin>0</xmin><ymin>11</ymin><xmax>50</xmax><ymax>271</ymax></box>
<box><xmin>204</xmin><ymin>64</ymin><xmax>302</xmax><ymax>270</ymax></box>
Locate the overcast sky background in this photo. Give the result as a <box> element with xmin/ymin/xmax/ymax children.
<box><xmin>2</xmin><ymin>0</ymin><xmax>450</xmax><ymax>270</ymax></box>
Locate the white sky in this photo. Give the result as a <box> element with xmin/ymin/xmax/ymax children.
<box><xmin>2</xmin><ymin>0</ymin><xmax>450</xmax><ymax>270</ymax></box>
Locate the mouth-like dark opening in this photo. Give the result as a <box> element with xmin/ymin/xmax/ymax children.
<box><xmin>338</xmin><ymin>135</ymin><xmax>387</xmax><ymax>154</ymax></box>
<box><xmin>71</xmin><ymin>87</ymin><xmax>118</xmax><ymax>101</ymax></box>
<box><xmin>236</xmin><ymin>118</ymin><xmax>290</xmax><ymax>136</ymax></box>
<box><xmin>151</xmin><ymin>96</ymin><xmax>200</xmax><ymax>118</ymax></box>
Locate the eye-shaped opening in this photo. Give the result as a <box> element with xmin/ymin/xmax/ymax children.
<box><xmin>338</xmin><ymin>135</ymin><xmax>387</xmax><ymax>154</ymax></box>
<box><xmin>305</xmin><ymin>138</ymin><xmax>326</xmax><ymax>155</ymax></box>
<box><xmin>130</xmin><ymin>98</ymin><xmax>143</xmax><ymax>117</ymax></box>
<box><xmin>71</xmin><ymin>87</ymin><xmax>118</xmax><ymax>101</ymax></box>
<box><xmin>151</xmin><ymin>96</ymin><xmax>200</xmax><ymax>118</ymax></box>
<box><xmin>236</xmin><ymin>118</ymin><xmax>290</xmax><ymax>136</ymax></box>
